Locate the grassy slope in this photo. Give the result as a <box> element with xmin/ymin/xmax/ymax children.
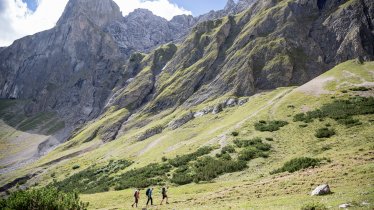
<box><xmin>81</xmin><ymin>60</ymin><xmax>374</xmax><ymax>209</ymax></box>
<box><xmin>2</xmin><ymin>60</ymin><xmax>374</xmax><ymax>209</ymax></box>
<box><xmin>0</xmin><ymin>100</ymin><xmax>65</xmax><ymax>171</ymax></box>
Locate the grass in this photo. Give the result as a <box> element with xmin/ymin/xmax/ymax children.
<box><xmin>2</xmin><ymin>60</ymin><xmax>374</xmax><ymax>209</ymax></box>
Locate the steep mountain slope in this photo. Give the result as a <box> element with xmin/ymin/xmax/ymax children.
<box><xmin>134</xmin><ymin>0</ymin><xmax>374</xmax><ymax>112</ymax></box>
<box><xmin>0</xmin><ymin>0</ymin><xmax>373</xmax><ymax>207</ymax></box>
<box><xmin>2</xmin><ymin>60</ymin><xmax>373</xmax><ymax>209</ymax></box>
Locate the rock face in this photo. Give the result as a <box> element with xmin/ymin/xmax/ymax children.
<box><xmin>311</xmin><ymin>184</ymin><xmax>331</xmax><ymax>196</ymax></box>
<box><xmin>106</xmin><ymin>9</ymin><xmax>196</xmax><ymax>56</ymax></box>
<box><xmin>0</xmin><ymin>0</ymin><xmax>124</xmax><ymax>128</ymax></box>
<box><xmin>137</xmin><ymin>126</ymin><xmax>163</xmax><ymax>141</ymax></box>
<box><xmin>168</xmin><ymin>112</ymin><xmax>194</xmax><ymax>130</ymax></box>
<box><xmin>132</xmin><ymin>0</ymin><xmax>374</xmax><ymax>113</ymax></box>
<box><xmin>0</xmin><ymin>0</ymin><xmax>373</xmax><ymax>146</ymax></box>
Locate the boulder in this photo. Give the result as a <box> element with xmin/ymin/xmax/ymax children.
<box><xmin>339</xmin><ymin>203</ymin><xmax>352</xmax><ymax>208</ymax></box>
<box><xmin>137</xmin><ymin>126</ymin><xmax>163</xmax><ymax>141</ymax></box>
<box><xmin>168</xmin><ymin>112</ymin><xmax>195</xmax><ymax>130</ymax></box>
<box><xmin>238</xmin><ymin>98</ymin><xmax>249</xmax><ymax>105</ymax></box>
<box><xmin>226</xmin><ymin>98</ymin><xmax>238</xmax><ymax>107</ymax></box>
<box><xmin>212</xmin><ymin>104</ymin><xmax>223</xmax><ymax>114</ymax></box>
<box><xmin>311</xmin><ymin>184</ymin><xmax>331</xmax><ymax>196</ymax></box>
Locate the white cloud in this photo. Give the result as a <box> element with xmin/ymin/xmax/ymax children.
<box><xmin>0</xmin><ymin>0</ymin><xmax>191</xmax><ymax>47</ymax></box>
<box><xmin>114</xmin><ymin>0</ymin><xmax>192</xmax><ymax>20</ymax></box>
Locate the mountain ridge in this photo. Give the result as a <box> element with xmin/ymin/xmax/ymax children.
<box><xmin>0</xmin><ymin>1</ymin><xmax>373</xmax><ymax>205</ymax></box>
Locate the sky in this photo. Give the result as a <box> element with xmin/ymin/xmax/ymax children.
<box><xmin>0</xmin><ymin>0</ymin><xmax>228</xmax><ymax>47</ymax></box>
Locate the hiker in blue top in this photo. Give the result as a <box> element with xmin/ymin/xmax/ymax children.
<box><xmin>146</xmin><ymin>187</ymin><xmax>153</xmax><ymax>206</ymax></box>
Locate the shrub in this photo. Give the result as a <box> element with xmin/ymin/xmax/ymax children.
<box><xmin>337</xmin><ymin>117</ymin><xmax>362</xmax><ymax>127</ymax></box>
<box><xmin>238</xmin><ymin>147</ymin><xmax>260</xmax><ymax>161</ymax></box>
<box><xmin>54</xmin><ymin>159</ymin><xmax>133</xmax><ymax>193</ymax></box>
<box><xmin>170</xmin><ymin>173</ymin><xmax>193</xmax><ymax>185</ymax></box>
<box><xmin>233</xmin><ymin>138</ymin><xmax>271</xmax><ymax>151</ymax></box>
<box><xmin>193</xmin><ymin>157</ymin><xmax>247</xmax><ymax>183</ymax></box>
<box><xmin>221</xmin><ymin>145</ymin><xmax>236</xmax><ymax>154</ymax></box>
<box><xmin>220</xmin><ymin>153</ymin><xmax>232</xmax><ymax>160</ymax></box>
<box><xmin>315</xmin><ymin>127</ymin><xmax>335</xmax><ymax>138</ymax></box>
<box><xmin>300</xmin><ymin>202</ymin><xmax>327</xmax><ymax>210</ymax></box>
<box><xmin>271</xmin><ymin>157</ymin><xmax>321</xmax><ymax>174</ymax></box>
<box><xmin>294</xmin><ymin>97</ymin><xmax>374</xmax><ymax>123</ymax></box>
<box><xmin>254</xmin><ymin>120</ymin><xmax>288</xmax><ymax>132</ymax></box>
<box><xmin>168</xmin><ymin>146</ymin><xmax>213</xmax><ymax>167</ymax></box>
<box><xmin>350</xmin><ymin>86</ymin><xmax>370</xmax><ymax>91</ymax></box>
<box><xmin>161</xmin><ymin>156</ymin><xmax>168</xmax><ymax>162</ymax></box>
<box><xmin>231</xmin><ymin>131</ymin><xmax>239</xmax><ymax>136</ymax></box>
<box><xmin>72</xmin><ymin>165</ymin><xmax>80</xmax><ymax>170</ymax></box>
<box><xmin>0</xmin><ymin>187</ymin><xmax>88</xmax><ymax>210</ymax></box>
<box><xmin>265</xmin><ymin>137</ymin><xmax>273</xmax><ymax>141</ymax></box>
<box><xmin>299</xmin><ymin>124</ymin><xmax>308</xmax><ymax>128</ymax></box>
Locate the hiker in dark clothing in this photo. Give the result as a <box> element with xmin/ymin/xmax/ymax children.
<box><xmin>160</xmin><ymin>186</ymin><xmax>169</xmax><ymax>205</ymax></box>
<box><xmin>146</xmin><ymin>187</ymin><xmax>153</xmax><ymax>206</ymax></box>
<box><xmin>131</xmin><ymin>189</ymin><xmax>140</xmax><ymax>208</ymax></box>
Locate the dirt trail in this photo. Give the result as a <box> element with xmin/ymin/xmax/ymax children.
<box><xmin>137</xmin><ymin>136</ymin><xmax>166</xmax><ymax>157</ymax></box>
<box><xmin>207</xmin><ymin>89</ymin><xmax>294</xmax><ymax>149</ymax></box>
<box><xmin>235</xmin><ymin>88</ymin><xmax>293</xmax><ymax>129</ymax></box>
<box><xmin>296</xmin><ymin>76</ymin><xmax>334</xmax><ymax>96</ymax></box>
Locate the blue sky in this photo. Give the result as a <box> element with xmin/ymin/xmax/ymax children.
<box><xmin>22</xmin><ymin>0</ymin><xmax>228</xmax><ymax>16</ymax></box>
<box><xmin>170</xmin><ymin>0</ymin><xmax>227</xmax><ymax>16</ymax></box>
<box><xmin>22</xmin><ymin>0</ymin><xmax>38</xmax><ymax>11</ymax></box>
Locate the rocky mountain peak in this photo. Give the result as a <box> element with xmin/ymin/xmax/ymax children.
<box><xmin>57</xmin><ymin>0</ymin><xmax>122</xmax><ymax>28</ymax></box>
<box><xmin>224</xmin><ymin>0</ymin><xmax>236</xmax><ymax>11</ymax></box>
<box><xmin>127</xmin><ymin>8</ymin><xmax>161</xmax><ymax>20</ymax></box>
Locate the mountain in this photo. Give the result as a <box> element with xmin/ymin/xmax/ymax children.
<box><xmin>0</xmin><ymin>0</ymin><xmax>374</xmax><ymax>208</ymax></box>
<box><xmin>107</xmin><ymin>0</ymin><xmax>374</xmax><ymax>115</ymax></box>
<box><xmin>106</xmin><ymin>9</ymin><xmax>196</xmax><ymax>56</ymax></box>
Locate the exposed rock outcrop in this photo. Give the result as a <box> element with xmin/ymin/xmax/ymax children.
<box><xmin>106</xmin><ymin>9</ymin><xmax>196</xmax><ymax>56</ymax></box>
<box><xmin>137</xmin><ymin>125</ymin><xmax>164</xmax><ymax>141</ymax></box>
<box><xmin>168</xmin><ymin>112</ymin><xmax>194</xmax><ymax>130</ymax></box>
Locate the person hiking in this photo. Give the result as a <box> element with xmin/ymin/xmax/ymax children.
<box><xmin>160</xmin><ymin>186</ymin><xmax>169</xmax><ymax>205</ymax></box>
<box><xmin>131</xmin><ymin>189</ymin><xmax>140</xmax><ymax>208</ymax></box>
<box><xmin>146</xmin><ymin>187</ymin><xmax>153</xmax><ymax>206</ymax></box>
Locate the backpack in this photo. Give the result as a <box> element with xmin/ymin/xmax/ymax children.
<box><xmin>146</xmin><ymin>188</ymin><xmax>150</xmax><ymax>196</ymax></box>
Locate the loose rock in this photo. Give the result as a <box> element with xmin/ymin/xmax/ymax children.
<box><xmin>311</xmin><ymin>184</ymin><xmax>331</xmax><ymax>196</ymax></box>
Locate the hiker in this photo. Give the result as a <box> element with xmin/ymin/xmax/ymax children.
<box><xmin>160</xmin><ymin>186</ymin><xmax>169</xmax><ymax>205</ymax></box>
<box><xmin>131</xmin><ymin>189</ymin><xmax>140</xmax><ymax>208</ymax></box>
<box><xmin>146</xmin><ymin>187</ymin><xmax>153</xmax><ymax>206</ymax></box>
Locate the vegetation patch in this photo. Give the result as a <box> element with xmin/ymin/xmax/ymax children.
<box><xmin>231</xmin><ymin>131</ymin><xmax>239</xmax><ymax>136</ymax></box>
<box><xmin>300</xmin><ymin>202</ymin><xmax>328</xmax><ymax>210</ymax></box>
<box><xmin>114</xmin><ymin>163</ymin><xmax>171</xmax><ymax>190</ymax></box>
<box><xmin>168</xmin><ymin>146</ymin><xmax>213</xmax><ymax>167</ymax></box>
<box><xmin>54</xmin><ymin>160</ymin><xmax>133</xmax><ymax>194</ymax></box>
<box><xmin>254</xmin><ymin>120</ymin><xmax>288</xmax><ymax>132</ymax></box>
<box><xmin>315</xmin><ymin>127</ymin><xmax>336</xmax><ymax>138</ymax></box>
<box><xmin>270</xmin><ymin>157</ymin><xmax>322</xmax><ymax>174</ymax></box>
<box><xmin>0</xmin><ymin>187</ymin><xmax>88</xmax><ymax>210</ymax></box>
<box><xmin>193</xmin><ymin>157</ymin><xmax>247</xmax><ymax>183</ymax></box>
<box><xmin>233</xmin><ymin>138</ymin><xmax>271</xmax><ymax>151</ymax></box>
<box><xmin>293</xmin><ymin>96</ymin><xmax>374</xmax><ymax>125</ymax></box>
<box><xmin>349</xmin><ymin>86</ymin><xmax>370</xmax><ymax>91</ymax></box>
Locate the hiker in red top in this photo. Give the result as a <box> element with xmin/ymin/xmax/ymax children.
<box><xmin>131</xmin><ymin>189</ymin><xmax>140</xmax><ymax>208</ymax></box>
